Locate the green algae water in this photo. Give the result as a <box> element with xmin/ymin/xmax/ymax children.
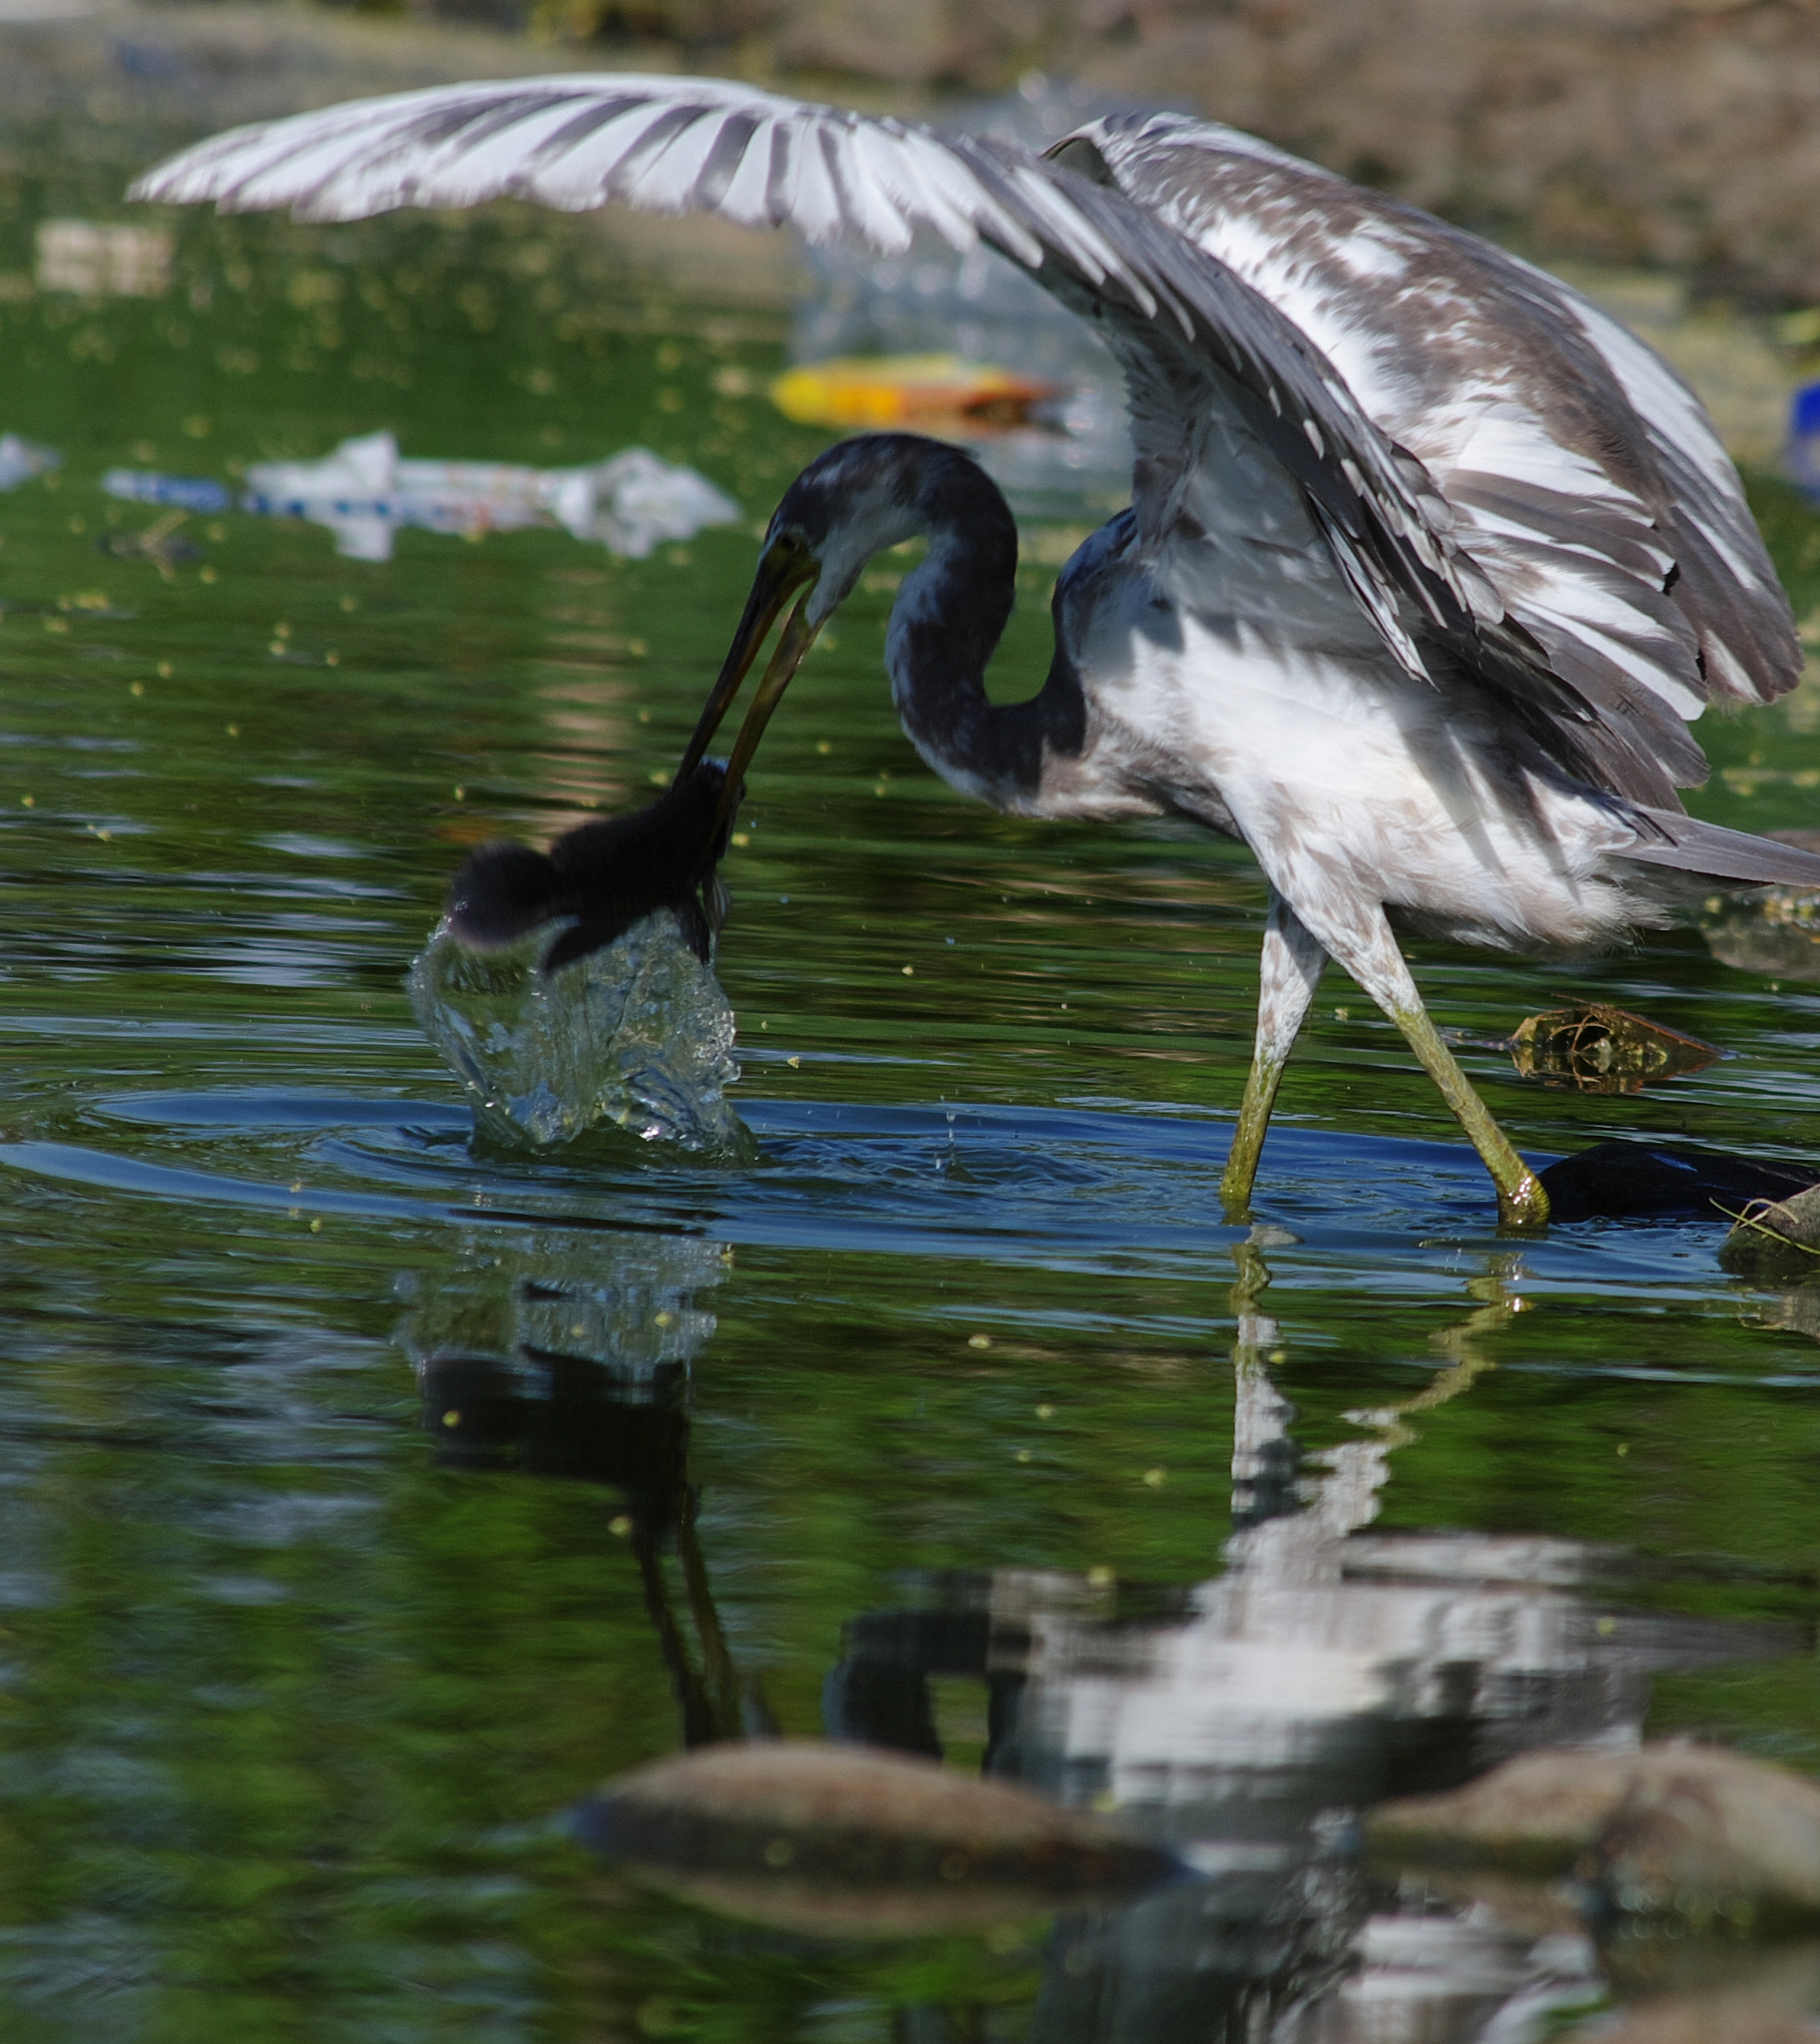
<box><xmin>0</xmin><ymin>142</ymin><xmax>1816</xmax><ymax>2039</ymax></box>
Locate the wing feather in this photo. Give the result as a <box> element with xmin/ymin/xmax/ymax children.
<box><xmin>1077</xmin><ymin>106</ymin><xmax>1798</xmax><ymax>803</ymax></box>
<box><xmin>131</xmin><ymin>74</ymin><xmax>1796</xmax><ymax>803</ymax></box>
<box><xmin>132</xmin><ymin>74</ymin><xmax>1490</xmax><ymax>686</ymax></box>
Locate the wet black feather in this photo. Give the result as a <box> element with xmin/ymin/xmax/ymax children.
<box><xmin>446</xmin><ymin>760</ymin><xmax>734</xmax><ymax>973</ymax></box>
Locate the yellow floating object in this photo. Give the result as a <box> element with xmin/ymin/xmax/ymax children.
<box><xmin>769</xmin><ymin>353</ymin><xmax>1060</xmax><ymax>431</ymax></box>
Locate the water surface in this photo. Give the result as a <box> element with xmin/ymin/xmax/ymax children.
<box><xmin>0</xmin><ymin>154</ymin><xmax>1815</xmax><ymax>2038</ymax></box>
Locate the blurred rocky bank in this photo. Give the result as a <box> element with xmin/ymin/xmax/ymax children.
<box><xmin>7</xmin><ymin>0</ymin><xmax>1820</xmax><ymax>457</ymax></box>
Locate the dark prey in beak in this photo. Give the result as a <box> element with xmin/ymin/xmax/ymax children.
<box><xmin>446</xmin><ymin>760</ymin><xmax>735</xmax><ymax>973</ymax></box>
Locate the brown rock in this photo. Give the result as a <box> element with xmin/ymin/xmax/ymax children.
<box><xmin>719</xmin><ymin>0</ymin><xmax>1820</xmax><ymax>306</ymax></box>
<box><xmin>1597</xmin><ymin>1756</ymin><xmax>1820</xmax><ymax>1931</ymax></box>
<box><xmin>776</xmin><ymin>0</ymin><xmax>962</xmax><ymax>85</ymax></box>
<box><xmin>1566</xmin><ymin>1993</ymin><xmax>1820</xmax><ymax>2044</ymax></box>
<box><xmin>1063</xmin><ymin>0</ymin><xmax>1820</xmax><ymax>302</ymax></box>
<box><xmin>575</xmin><ymin>1739</ymin><xmax>1175</xmax><ymax>1936</ymax></box>
<box><xmin>1369</xmin><ymin>1744</ymin><xmax>1649</xmax><ymax>1877</ymax></box>
<box><xmin>52</xmin><ymin>0</ymin><xmax>1820</xmax><ymax>314</ymax></box>
<box><xmin>1721</xmin><ymin>1185</ymin><xmax>1820</xmax><ymax>1280</ymax></box>
<box><xmin>1370</xmin><ymin>1744</ymin><xmax>1820</xmax><ymax>1930</ymax></box>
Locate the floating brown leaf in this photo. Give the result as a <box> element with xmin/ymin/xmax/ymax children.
<box><xmin>1509</xmin><ymin>1004</ymin><xmax>1720</xmax><ymax>1092</ymax></box>
<box><xmin>574</xmin><ymin>1739</ymin><xmax>1175</xmax><ymax>1937</ymax></box>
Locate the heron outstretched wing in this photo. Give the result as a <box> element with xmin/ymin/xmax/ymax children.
<box><xmin>131</xmin><ymin>77</ymin><xmax>1796</xmax><ymax>803</ymax></box>
<box><xmin>1077</xmin><ymin>110</ymin><xmax>1798</xmax><ymax>802</ymax></box>
<box><xmin>129</xmin><ymin>79</ymin><xmax>1516</xmax><ymax>678</ymax></box>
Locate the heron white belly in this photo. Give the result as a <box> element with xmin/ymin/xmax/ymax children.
<box><xmin>1110</xmin><ymin>612</ymin><xmax>1652</xmax><ymax>954</ymax></box>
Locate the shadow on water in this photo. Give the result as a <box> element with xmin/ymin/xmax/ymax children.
<box><xmin>393</xmin><ymin>1210</ymin><xmax>1805</xmax><ymax>2038</ymax></box>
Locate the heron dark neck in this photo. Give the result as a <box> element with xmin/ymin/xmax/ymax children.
<box><xmin>884</xmin><ymin>454</ymin><xmax>1085</xmax><ymax>803</ymax></box>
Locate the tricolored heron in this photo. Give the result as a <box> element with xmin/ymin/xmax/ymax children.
<box><xmin>133</xmin><ymin>79</ymin><xmax>1820</xmax><ymax>1228</ymax></box>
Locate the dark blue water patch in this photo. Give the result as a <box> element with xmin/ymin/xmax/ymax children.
<box><xmin>0</xmin><ymin>1141</ymin><xmax>438</xmax><ymax>1226</ymax></box>
<box><xmin>0</xmin><ymin>1084</ymin><xmax>1782</xmax><ymax>1312</ymax></box>
<box><xmin>93</xmin><ymin>1090</ymin><xmax>471</xmax><ymax>1132</ymax></box>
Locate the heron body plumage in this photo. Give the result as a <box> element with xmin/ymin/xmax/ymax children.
<box><xmin>131</xmin><ymin>75</ymin><xmax>1820</xmax><ymax>1224</ymax></box>
<box><xmin>777</xmin><ymin>431</ymin><xmax>1710</xmax><ymax>958</ymax></box>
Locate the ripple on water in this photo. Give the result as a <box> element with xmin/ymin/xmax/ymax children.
<box><xmin>0</xmin><ymin>1083</ymin><xmax>1787</xmax><ymax>1319</ymax></box>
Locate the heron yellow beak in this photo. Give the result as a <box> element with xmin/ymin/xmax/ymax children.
<box><xmin>678</xmin><ymin>534</ymin><xmax>823</xmax><ymax>833</ymax></box>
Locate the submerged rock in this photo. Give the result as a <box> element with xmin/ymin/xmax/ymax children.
<box><xmin>1721</xmin><ymin>1184</ymin><xmax>1820</xmax><ymax>1280</ymax></box>
<box><xmin>1542</xmin><ymin>1140</ymin><xmax>1820</xmax><ymax>1223</ymax></box>
<box><xmin>1369</xmin><ymin>1744</ymin><xmax>1820</xmax><ymax>1935</ymax></box>
<box><xmin>1700</xmin><ymin>830</ymin><xmax>1820</xmax><ymax>983</ymax></box>
<box><xmin>574</xmin><ymin>1739</ymin><xmax>1176</xmax><ymax>1937</ymax></box>
<box><xmin>1370</xmin><ymin>1745</ymin><xmax>1646</xmax><ymax>1876</ymax></box>
<box><xmin>1703</xmin><ymin>891</ymin><xmax>1820</xmax><ymax>983</ymax></box>
<box><xmin>1566</xmin><ymin>1993</ymin><xmax>1820</xmax><ymax>2043</ymax></box>
<box><xmin>408</xmin><ymin>907</ymin><xmax>750</xmax><ymax>1156</ymax></box>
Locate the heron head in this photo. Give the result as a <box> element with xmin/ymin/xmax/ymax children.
<box><xmin>675</xmin><ymin>436</ymin><xmax>957</xmax><ymax>822</ymax></box>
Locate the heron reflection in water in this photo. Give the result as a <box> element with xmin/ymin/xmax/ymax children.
<box><xmin>135</xmin><ymin>80</ymin><xmax>1820</xmax><ymax>1226</ymax></box>
<box><xmin>404</xmin><ymin>1222</ymin><xmax>1793</xmax><ymax>2034</ymax></box>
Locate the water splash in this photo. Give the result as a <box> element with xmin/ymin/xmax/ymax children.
<box><xmin>407</xmin><ymin>908</ymin><xmax>752</xmax><ymax>1158</ymax></box>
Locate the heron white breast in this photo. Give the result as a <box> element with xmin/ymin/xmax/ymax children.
<box><xmin>1102</xmin><ymin>612</ymin><xmax>1654</xmax><ymax>953</ymax></box>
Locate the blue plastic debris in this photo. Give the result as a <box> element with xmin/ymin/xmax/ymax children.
<box><xmin>101</xmin><ymin>469</ymin><xmax>233</xmax><ymax>514</ymax></box>
<box><xmin>1786</xmin><ymin>379</ymin><xmax>1820</xmax><ymax>498</ymax></box>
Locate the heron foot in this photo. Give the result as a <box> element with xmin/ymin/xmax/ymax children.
<box><xmin>1224</xmin><ymin>894</ymin><xmax>1328</xmax><ymax>1222</ymax></box>
<box><xmin>1389</xmin><ymin>1003</ymin><xmax>1551</xmax><ymax>1230</ymax></box>
<box><xmin>1495</xmin><ymin>1166</ymin><xmax>1552</xmax><ymax>1232</ymax></box>
<box><xmin>1218</xmin><ymin>1156</ymin><xmax>1259</xmax><ymax>1224</ymax></box>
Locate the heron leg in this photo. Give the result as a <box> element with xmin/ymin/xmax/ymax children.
<box><xmin>1220</xmin><ymin>893</ymin><xmax>1327</xmax><ymax>1220</ymax></box>
<box><xmin>1311</xmin><ymin>902</ymin><xmax>1550</xmax><ymax>1230</ymax></box>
